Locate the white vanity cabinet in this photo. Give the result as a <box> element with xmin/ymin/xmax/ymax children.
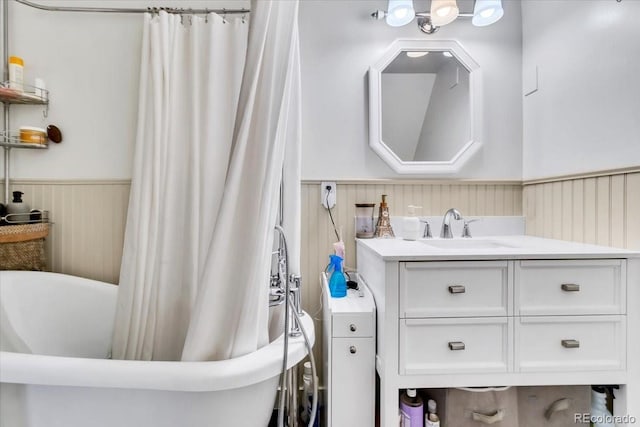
<box><xmin>356</xmin><ymin>236</ymin><xmax>640</xmax><ymax>427</ymax></box>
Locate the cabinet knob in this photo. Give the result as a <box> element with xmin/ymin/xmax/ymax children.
<box><xmin>561</xmin><ymin>339</ymin><xmax>580</xmax><ymax>349</ymax></box>
<box><xmin>561</xmin><ymin>283</ymin><xmax>580</xmax><ymax>292</ymax></box>
<box><xmin>349</xmin><ymin>324</ymin><xmax>357</xmax><ymax>332</ymax></box>
<box><xmin>349</xmin><ymin>346</ymin><xmax>357</xmax><ymax>354</ymax></box>
<box><xmin>448</xmin><ymin>285</ymin><xmax>466</xmax><ymax>294</ymax></box>
<box><xmin>448</xmin><ymin>341</ymin><xmax>466</xmax><ymax>351</ymax></box>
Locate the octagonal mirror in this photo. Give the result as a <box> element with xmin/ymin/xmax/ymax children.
<box><xmin>369</xmin><ymin>40</ymin><xmax>482</xmax><ymax>174</ymax></box>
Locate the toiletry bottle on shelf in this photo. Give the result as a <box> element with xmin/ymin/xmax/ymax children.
<box><xmin>328</xmin><ymin>254</ymin><xmax>347</xmax><ymax>298</ymax></box>
<box><xmin>400</xmin><ymin>389</ymin><xmax>423</xmax><ymax>427</ymax></box>
<box><xmin>333</xmin><ymin>240</ymin><xmax>345</xmax><ymax>259</ymax></box>
<box><xmin>374</xmin><ymin>194</ymin><xmax>395</xmax><ymax>238</ymax></box>
<box><xmin>591</xmin><ymin>387</ymin><xmax>614</xmax><ymax>427</ymax></box>
<box><xmin>401</xmin><ymin>205</ymin><xmax>422</xmax><ymax>241</ymax></box>
<box><xmin>6</xmin><ymin>191</ymin><xmax>30</xmax><ymax>224</ymax></box>
<box><xmin>8</xmin><ymin>56</ymin><xmax>24</xmax><ymax>92</ymax></box>
<box><xmin>425</xmin><ymin>399</ymin><xmax>440</xmax><ymax>427</ymax></box>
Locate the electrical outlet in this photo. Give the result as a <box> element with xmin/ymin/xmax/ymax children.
<box><xmin>321</xmin><ymin>182</ymin><xmax>336</xmax><ymax>209</ymax></box>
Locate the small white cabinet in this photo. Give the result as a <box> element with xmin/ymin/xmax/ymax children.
<box><xmin>356</xmin><ymin>235</ymin><xmax>640</xmax><ymax>427</ymax></box>
<box><xmin>322</xmin><ymin>274</ymin><xmax>376</xmax><ymax>427</ymax></box>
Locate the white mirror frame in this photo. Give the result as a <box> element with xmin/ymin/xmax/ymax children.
<box><xmin>369</xmin><ymin>39</ymin><xmax>483</xmax><ymax>175</ymax></box>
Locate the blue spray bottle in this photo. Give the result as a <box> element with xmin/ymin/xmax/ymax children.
<box><xmin>328</xmin><ymin>254</ymin><xmax>347</xmax><ymax>298</ymax></box>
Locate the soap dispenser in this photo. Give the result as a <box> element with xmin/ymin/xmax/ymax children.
<box><xmin>401</xmin><ymin>205</ymin><xmax>422</xmax><ymax>241</ymax></box>
<box><xmin>6</xmin><ymin>191</ymin><xmax>30</xmax><ymax>224</ymax></box>
<box><xmin>374</xmin><ymin>194</ymin><xmax>395</xmax><ymax>238</ymax></box>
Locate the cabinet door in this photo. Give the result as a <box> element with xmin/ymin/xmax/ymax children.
<box><xmin>331</xmin><ymin>337</ymin><xmax>375</xmax><ymax>427</ymax></box>
<box><xmin>400</xmin><ymin>261</ymin><xmax>512</xmax><ymax>318</ymax></box>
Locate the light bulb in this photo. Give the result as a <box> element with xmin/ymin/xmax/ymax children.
<box><xmin>480</xmin><ymin>7</ymin><xmax>495</xmax><ymax>18</ymax></box>
<box><xmin>394</xmin><ymin>8</ymin><xmax>408</xmax><ymax>19</ymax></box>
<box><xmin>406</xmin><ymin>51</ymin><xmax>429</xmax><ymax>58</ymax></box>
<box><xmin>436</xmin><ymin>6</ymin><xmax>451</xmax><ymax>17</ymax></box>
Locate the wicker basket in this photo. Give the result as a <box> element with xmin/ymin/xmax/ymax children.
<box><xmin>0</xmin><ymin>223</ymin><xmax>49</xmax><ymax>271</ymax></box>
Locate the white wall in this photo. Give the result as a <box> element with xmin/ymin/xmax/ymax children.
<box><xmin>2</xmin><ymin>0</ymin><xmax>248</xmax><ymax>180</ymax></box>
<box><xmin>299</xmin><ymin>0</ymin><xmax>523</xmax><ymax>180</ymax></box>
<box><xmin>3</xmin><ymin>0</ymin><xmax>522</xmax><ymax>181</ymax></box>
<box><xmin>522</xmin><ymin>0</ymin><xmax>640</xmax><ymax>180</ymax></box>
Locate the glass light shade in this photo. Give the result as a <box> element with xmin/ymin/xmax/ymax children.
<box><xmin>430</xmin><ymin>0</ymin><xmax>459</xmax><ymax>26</ymax></box>
<box><xmin>385</xmin><ymin>0</ymin><xmax>415</xmax><ymax>27</ymax></box>
<box><xmin>472</xmin><ymin>0</ymin><xmax>504</xmax><ymax>27</ymax></box>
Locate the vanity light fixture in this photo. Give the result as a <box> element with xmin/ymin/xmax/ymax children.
<box><xmin>372</xmin><ymin>0</ymin><xmax>504</xmax><ymax>34</ymax></box>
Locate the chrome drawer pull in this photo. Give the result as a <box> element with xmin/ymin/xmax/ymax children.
<box><xmin>448</xmin><ymin>341</ymin><xmax>466</xmax><ymax>351</ymax></box>
<box><xmin>448</xmin><ymin>285</ymin><xmax>466</xmax><ymax>294</ymax></box>
<box><xmin>561</xmin><ymin>339</ymin><xmax>580</xmax><ymax>349</ymax></box>
<box><xmin>349</xmin><ymin>346</ymin><xmax>357</xmax><ymax>354</ymax></box>
<box><xmin>349</xmin><ymin>324</ymin><xmax>357</xmax><ymax>332</ymax></box>
<box><xmin>561</xmin><ymin>283</ymin><xmax>580</xmax><ymax>292</ymax></box>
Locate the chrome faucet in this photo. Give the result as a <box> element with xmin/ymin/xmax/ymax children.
<box><xmin>461</xmin><ymin>218</ymin><xmax>480</xmax><ymax>238</ymax></box>
<box><xmin>440</xmin><ymin>208</ymin><xmax>462</xmax><ymax>239</ymax></box>
<box><xmin>420</xmin><ymin>219</ymin><xmax>432</xmax><ymax>238</ymax></box>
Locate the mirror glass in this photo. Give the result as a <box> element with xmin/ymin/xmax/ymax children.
<box><xmin>381</xmin><ymin>51</ymin><xmax>470</xmax><ymax>162</ymax></box>
<box><xmin>369</xmin><ymin>40</ymin><xmax>482</xmax><ymax>174</ymax></box>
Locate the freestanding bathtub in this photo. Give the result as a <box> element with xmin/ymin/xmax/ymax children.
<box><xmin>0</xmin><ymin>271</ymin><xmax>314</xmax><ymax>427</ymax></box>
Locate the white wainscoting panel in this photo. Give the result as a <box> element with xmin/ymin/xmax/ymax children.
<box><xmin>8</xmin><ymin>180</ymin><xmax>130</xmax><ymax>283</ymax></box>
<box><xmin>523</xmin><ymin>172</ymin><xmax>639</xmax><ymax>250</ymax></box>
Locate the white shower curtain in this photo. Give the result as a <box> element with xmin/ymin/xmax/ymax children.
<box><xmin>112</xmin><ymin>0</ymin><xmax>301</xmax><ymax>361</ymax></box>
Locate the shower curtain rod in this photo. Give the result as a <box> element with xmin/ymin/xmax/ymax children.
<box><xmin>15</xmin><ymin>0</ymin><xmax>249</xmax><ymax>15</ymax></box>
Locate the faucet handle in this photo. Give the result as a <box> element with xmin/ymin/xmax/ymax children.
<box><xmin>419</xmin><ymin>218</ymin><xmax>432</xmax><ymax>238</ymax></box>
<box><xmin>461</xmin><ymin>218</ymin><xmax>480</xmax><ymax>238</ymax></box>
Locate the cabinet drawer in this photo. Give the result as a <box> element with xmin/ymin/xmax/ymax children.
<box><xmin>400</xmin><ymin>261</ymin><xmax>512</xmax><ymax>318</ymax></box>
<box><xmin>399</xmin><ymin>317</ymin><xmax>512</xmax><ymax>375</ymax></box>
<box><xmin>515</xmin><ymin>316</ymin><xmax>626</xmax><ymax>372</ymax></box>
<box><xmin>332</xmin><ymin>314</ymin><xmax>374</xmax><ymax>338</ymax></box>
<box><xmin>516</xmin><ymin>260</ymin><xmax>625</xmax><ymax>315</ymax></box>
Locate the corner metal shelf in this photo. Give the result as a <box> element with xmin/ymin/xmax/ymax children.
<box><xmin>0</xmin><ymin>132</ymin><xmax>48</xmax><ymax>149</ymax></box>
<box><xmin>0</xmin><ymin>82</ymin><xmax>49</xmax><ymax>105</ymax></box>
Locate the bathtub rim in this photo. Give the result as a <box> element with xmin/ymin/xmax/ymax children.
<box><xmin>0</xmin><ymin>271</ymin><xmax>314</xmax><ymax>392</ymax></box>
<box><xmin>0</xmin><ymin>312</ymin><xmax>313</xmax><ymax>392</ymax></box>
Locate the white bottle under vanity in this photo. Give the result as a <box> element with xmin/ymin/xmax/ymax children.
<box><xmin>356</xmin><ymin>217</ymin><xmax>640</xmax><ymax>427</ymax></box>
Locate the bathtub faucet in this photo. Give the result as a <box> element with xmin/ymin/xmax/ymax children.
<box><xmin>272</xmin><ymin>225</ymin><xmax>304</xmax><ymax>337</ymax></box>
<box><xmin>289</xmin><ymin>274</ymin><xmax>303</xmax><ymax>337</ymax></box>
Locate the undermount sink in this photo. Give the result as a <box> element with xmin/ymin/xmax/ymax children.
<box><xmin>419</xmin><ymin>239</ymin><xmax>518</xmax><ymax>250</ymax></box>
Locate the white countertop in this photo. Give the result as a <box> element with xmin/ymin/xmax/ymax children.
<box><xmin>356</xmin><ymin>235</ymin><xmax>640</xmax><ymax>261</ymax></box>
